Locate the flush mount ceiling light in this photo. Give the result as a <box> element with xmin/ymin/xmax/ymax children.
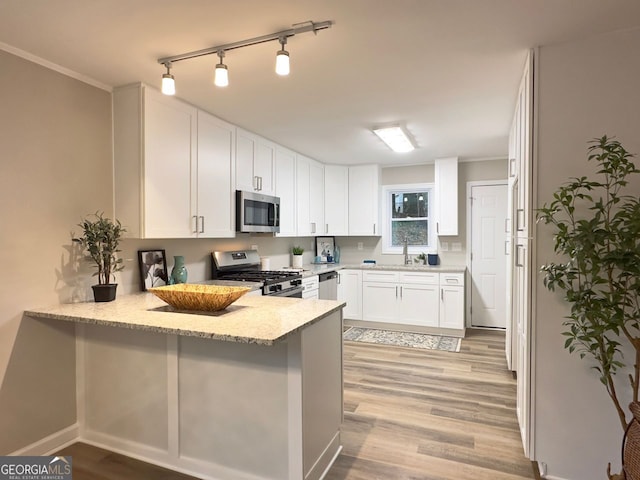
<box><xmin>161</xmin><ymin>62</ymin><xmax>175</xmax><ymax>95</ymax></box>
<box><xmin>158</xmin><ymin>20</ymin><xmax>332</xmax><ymax>93</ymax></box>
<box><xmin>214</xmin><ymin>50</ymin><xmax>229</xmax><ymax>87</ymax></box>
<box><xmin>372</xmin><ymin>125</ymin><xmax>416</xmax><ymax>153</ymax></box>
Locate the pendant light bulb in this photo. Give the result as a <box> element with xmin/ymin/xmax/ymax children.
<box><xmin>214</xmin><ymin>50</ymin><xmax>229</xmax><ymax>87</ymax></box>
<box><xmin>275</xmin><ymin>37</ymin><xmax>290</xmax><ymax>76</ymax></box>
<box><xmin>161</xmin><ymin>63</ymin><xmax>176</xmax><ymax>95</ymax></box>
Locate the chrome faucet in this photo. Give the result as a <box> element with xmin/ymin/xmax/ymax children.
<box><xmin>403</xmin><ymin>236</ymin><xmax>411</xmax><ymax>265</ymax></box>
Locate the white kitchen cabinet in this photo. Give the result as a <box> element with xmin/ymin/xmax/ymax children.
<box><xmin>359</xmin><ymin>269</ymin><xmax>464</xmax><ymax>332</ymax></box>
<box><xmin>348</xmin><ymin>165</ymin><xmax>380</xmax><ymax>235</ymax></box>
<box><xmin>114</xmin><ymin>84</ymin><xmax>234</xmax><ymax>239</ymax></box>
<box><xmin>114</xmin><ymin>84</ymin><xmax>196</xmax><ymax>238</ymax></box>
<box><xmin>337</xmin><ymin>269</ymin><xmax>362</xmax><ymax>320</ymax></box>
<box><xmin>274</xmin><ymin>146</ymin><xmax>297</xmax><ymax>236</ymax></box>
<box><xmin>362</xmin><ymin>281</ymin><xmax>399</xmax><ymax>323</ymax></box>
<box><xmin>324</xmin><ymin>165</ymin><xmax>349</xmax><ymax>235</ymax></box>
<box><xmin>398</xmin><ymin>271</ymin><xmax>439</xmax><ymax>327</ymax></box>
<box><xmin>434</xmin><ymin>157</ymin><xmax>459</xmax><ymax>236</ymax></box>
<box><xmin>196</xmin><ymin>110</ymin><xmax>236</xmax><ymax>238</ymax></box>
<box><xmin>235</xmin><ymin>128</ymin><xmax>275</xmax><ymax>195</ymax></box>
<box><xmin>439</xmin><ymin>273</ymin><xmax>465</xmax><ymax>330</ymax></box>
<box><xmin>296</xmin><ymin>154</ymin><xmax>324</xmax><ymax>236</ymax></box>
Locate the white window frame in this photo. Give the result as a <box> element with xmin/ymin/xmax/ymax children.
<box><xmin>381</xmin><ymin>183</ymin><xmax>436</xmax><ymax>255</ymax></box>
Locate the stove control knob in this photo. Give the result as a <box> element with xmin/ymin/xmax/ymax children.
<box><xmin>292</xmin><ymin>279</ymin><xmax>302</xmax><ymax>287</ymax></box>
<box><xmin>269</xmin><ymin>285</ymin><xmax>279</xmax><ymax>292</ymax></box>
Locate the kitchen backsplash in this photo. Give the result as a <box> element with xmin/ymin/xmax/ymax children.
<box><xmin>118</xmin><ymin>234</ymin><xmax>467</xmax><ymax>295</ymax></box>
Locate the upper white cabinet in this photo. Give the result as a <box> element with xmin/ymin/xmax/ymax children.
<box><xmin>114</xmin><ymin>84</ymin><xmax>234</xmax><ymax>239</ymax></box>
<box><xmin>434</xmin><ymin>157</ymin><xmax>459</xmax><ymax>236</ymax></box>
<box><xmin>274</xmin><ymin>146</ymin><xmax>297</xmax><ymax>237</ymax></box>
<box><xmin>296</xmin><ymin>154</ymin><xmax>324</xmax><ymax>236</ymax></box>
<box><xmin>324</xmin><ymin>165</ymin><xmax>349</xmax><ymax>236</ymax></box>
<box><xmin>113</xmin><ymin>84</ymin><xmax>192</xmax><ymax>238</ymax></box>
<box><xmin>236</xmin><ymin>128</ymin><xmax>275</xmax><ymax>196</ymax></box>
<box><xmin>196</xmin><ymin>110</ymin><xmax>236</xmax><ymax>238</ymax></box>
<box><xmin>348</xmin><ymin>165</ymin><xmax>380</xmax><ymax>236</ymax></box>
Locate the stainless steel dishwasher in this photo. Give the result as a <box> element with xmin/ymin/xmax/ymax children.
<box><xmin>318</xmin><ymin>271</ymin><xmax>338</xmax><ymax>300</ymax></box>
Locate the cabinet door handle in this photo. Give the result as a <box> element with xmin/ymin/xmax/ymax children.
<box><xmin>516</xmin><ymin>209</ymin><xmax>525</xmax><ymax>231</ymax></box>
<box><xmin>192</xmin><ymin>215</ymin><xmax>198</xmax><ymax>234</ymax></box>
<box><xmin>311</xmin><ymin>222</ymin><xmax>316</xmax><ymax>234</ymax></box>
<box><xmin>441</xmin><ymin>288</ymin><xmax>444</xmax><ymax>301</ymax></box>
<box><xmin>515</xmin><ymin>244</ymin><xmax>524</xmax><ymax>267</ymax></box>
<box><xmin>505</xmin><ymin>218</ymin><xmax>510</xmax><ymax>233</ymax></box>
<box><xmin>258</xmin><ymin>176</ymin><xmax>263</xmax><ymax>191</ymax></box>
<box><xmin>373</xmin><ymin>224</ymin><xmax>376</xmax><ymax>234</ymax></box>
<box><xmin>326</xmin><ymin>223</ymin><xmax>329</xmax><ymax>234</ymax></box>
<box><xmin>400</xmin><ymin>286</ymin><xmax>403</xmax><ymax>298</ymax></box>
<box><xmin>509</xmin><ymin>157</ymin><xmax>516</xmax><ymax>177</ymax></box>
<box><xmin>505</xmin><ymin>240</ymin><xmax>510</xmax><ymax>256</ymax></box>
<box><xmin>436</xmin><ymin>222</ymin><xmax>440</xmax><ymax>234</ymax></box>
<box><xmin>253</xmin><ymin>176</ymin><xmax>258</xmax><ymax>191</ymax></box>
<box><xmin>199</xmin><ymin>216</ymin><xmax>205</xmax><ymax>233</ymax></box>
<box><xmin>395</xmin><ymin>286</ymin><xmax>398</xmax><ymax>298</ymax></box>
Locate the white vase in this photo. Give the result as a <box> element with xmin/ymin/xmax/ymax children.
<box><xmin>292</xmin><ymin>254</ymin><xmax>303</xmax><ymax>268</ymax></box>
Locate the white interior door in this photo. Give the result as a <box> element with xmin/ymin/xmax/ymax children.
<box><xmin>469</xmin><ymin>183</ymin><xmax>508</xmax><ymax>328</ymax></box>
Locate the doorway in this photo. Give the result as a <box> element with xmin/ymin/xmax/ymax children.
<box><xmin>467</xmin><ymin>182</ymin><xmax>508</xmax><ymax>328</ymax></box>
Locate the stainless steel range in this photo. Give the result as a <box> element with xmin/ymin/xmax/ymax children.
<box><xmin>212</xmin><ymin>250</ymin><xmax>303</xmax><ymax>298</ymax></box>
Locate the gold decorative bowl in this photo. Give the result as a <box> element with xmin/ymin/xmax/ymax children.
<box><xmin>148</xmin><ymin>284</ymin><xmax>251</xmax><ymax>312</ymax></box>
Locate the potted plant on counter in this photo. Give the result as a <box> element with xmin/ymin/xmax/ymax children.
<box><xmin>292</xmin><ymin>246</ymin><xmax>304</xmax><ymax>269</ymax></box>
<box><xmin>73</xmin><ymin>212</ymin><xmax>126</xmax><ymax>302</ymax></box>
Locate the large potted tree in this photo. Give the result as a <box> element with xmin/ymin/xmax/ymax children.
<box><xmin>538</xmin><ymin>136</ymin><xmax>640</xmax><ymax>479</ymax></box>
<box><xmin>73</xmin><ymin>212</ymin><xmax>126</xmax><ymax>302</ymax></box>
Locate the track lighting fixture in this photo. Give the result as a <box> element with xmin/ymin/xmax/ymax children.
<box><xmin>275</xmin><ymin>37</ymin><xmax>290</xmax><ymax>76</ymax></box>
<box><xmin>158</xmin><ymin>20</ymin><xmax>331</xmax><ymax>94</ymax></box>
<box><xmin>161</xmin><ymin>62</ymin><xmax>175</xmax><ymax>95</ymax></box>
<box><xmin>214</xmin><ymin>51</ymin><xmax>229</xmax><ymax>87</ymax></box>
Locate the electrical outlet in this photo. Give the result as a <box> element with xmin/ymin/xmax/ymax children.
<box><xmin>451</xmin><ymin>242</ymin><xmax>462</xmax><ymax>252</ymax></box>
<box><xmin>440</xmin><ymin>242</ymin><xmax>449</xmax><ymax>252</ymax></box>
<box><xmin>251</xmin><ymin>244</ymin><xmax>258</xmax><ymax>251</ymax></box>
<box><xmin>357</xmin><ymin>242</ymin><xmax>364</xmax><ymax>251</ymax></box>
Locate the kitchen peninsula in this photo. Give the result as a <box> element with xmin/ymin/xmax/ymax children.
<box><xmin>25</xmin><ymin>293</ymin><xmax>345</xmax><ymax>480</ymax></box>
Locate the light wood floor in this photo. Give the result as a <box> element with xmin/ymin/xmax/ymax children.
<box><xmin>55</xmin><ymin>329</ymin><xmax>535</xmax><ymax>480</ymax></box>
<box><xmin>326</xmin><ymin>328</ymin><xmax>536</xmax><ymax>480</ymax></box>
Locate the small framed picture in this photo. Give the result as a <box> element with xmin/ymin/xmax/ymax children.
<box><xmin>138</xmin><ymin>249</ymin><xmax>169</xmax><ymax>291</ymax></box>
<box><xmin>315</xmin><ymin>236</ymin><xmax>336</xmax><ymax>261</ymax></box>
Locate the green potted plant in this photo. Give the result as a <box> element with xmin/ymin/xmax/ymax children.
<box><xmin>73</xmin><ymin>212</ymin><xmax>126</xmax><ymax>302</ymax></box>
<box><xmin>292</xmin><ymin>246</ymin><xmax>304</xmax><ymax>268</ymax></box>
<box><xmin>414</xmin><ymin>252</ymin><xmax>427</xmax><ymax>265</ymax></box>
<box><xmin>538</xmin><ymin>136</ymin><xmax>640</xmax><ymax>479</ymax></box>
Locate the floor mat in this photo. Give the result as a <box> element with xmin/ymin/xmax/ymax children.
<box><xmin>343</xmin><ymin>327</ymin><xmax>461</xmax><ymax>352</ymax></box>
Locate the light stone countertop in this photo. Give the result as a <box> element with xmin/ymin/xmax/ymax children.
<box><xmin>25</xmin><ymin>292</ymin><xmax>345</xmax><ymax>346</ymax></box>
<box><xmin>301</xmin><ymin>263</ymin><xmax>466</xmax><ymax>276</ymax></box>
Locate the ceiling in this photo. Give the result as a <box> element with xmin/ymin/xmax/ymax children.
<box><xmin>2</xmin><ymin>1</ymin><xmax>640</xmax><ymax>166</ymax></box>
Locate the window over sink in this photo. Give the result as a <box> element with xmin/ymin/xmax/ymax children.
<box><xmin>382</xmin><ymin>183</ymin><xmax>435</xmax><ymax>254</ymax></box>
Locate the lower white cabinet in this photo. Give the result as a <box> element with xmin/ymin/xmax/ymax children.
<box><xmin>439</xmin><ymin>273</ymin><xmax>465</xmax><ymax>329</ymax></box>
<box><xmin>337</xmin><ymin>269</ymin><xmax>362</xmax><ymax>320</ymax></box>
<box><xmin>360</xmin><ymin>269</ymin><xmax>465</xmax><ymax>331</ymax></box>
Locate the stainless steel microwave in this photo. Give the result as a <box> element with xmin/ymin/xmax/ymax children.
<box><xmin>236</xmin><ymin>190</ymin><xmax>280</xmax><ymax>233</ymax></box>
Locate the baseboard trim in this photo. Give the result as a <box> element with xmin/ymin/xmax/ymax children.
<box><xmin>9</xmin><ymin>423</ymin><xmax>79</xmax><ymax>456</ymax></box>
<box><xmin>81</xmin><ymin>431</ymin><xmax>268</xmax><ymax>480</ymax></box>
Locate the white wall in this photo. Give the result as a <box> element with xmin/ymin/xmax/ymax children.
<box><xmin>534</xmin><ymin>27</ymin><xmax>640</xmax><ymax>479</ymax></box>
<box><xmin>0</xmin><ymin>49</ymin><xmax>112</xmax><ymax>453</ymax></box>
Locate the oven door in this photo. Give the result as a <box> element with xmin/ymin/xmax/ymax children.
<box><xmin>236</xmin><ymin>190</ymin><xmax>280</xmax><ymax>233</ymax></box>
<box><xmin>267</xmin><ymin>286</ymin><xmax>303</xmax><ymax>298</ymax></box>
